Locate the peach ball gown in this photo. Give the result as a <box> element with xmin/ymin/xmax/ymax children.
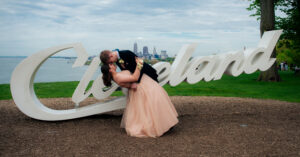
<box><xmin>120</xmin><ymin>73</ymin><xmax>179</xmax><ymax>138</ymax></box>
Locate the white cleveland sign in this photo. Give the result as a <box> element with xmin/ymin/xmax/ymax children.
<box><xmin>10</xmin><ymin>30</ymin><xmax>282</xmax><ymax>121</ymax></box>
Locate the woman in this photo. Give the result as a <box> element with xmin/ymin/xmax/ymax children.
<box><xmin>101</xmin><ymin>58</ymin><xmax>179</xmax><ymax>138</ymax></box>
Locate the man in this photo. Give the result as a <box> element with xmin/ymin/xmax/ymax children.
<box><xmin>100</xmin><ymin>49</ymin><xmax>158</xmax><ymax>84</ymax></box>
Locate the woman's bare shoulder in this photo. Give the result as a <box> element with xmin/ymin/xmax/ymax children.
<box><xmin>114</xmin><ymin>70</ymin><xmax>131</xmax><ymax>82</ymax></box>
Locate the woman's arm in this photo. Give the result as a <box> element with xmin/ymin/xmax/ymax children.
<box><xmin>118</xmin><ymin>82</ymin><xmax>132</xmax><ymax>88</ymax></box>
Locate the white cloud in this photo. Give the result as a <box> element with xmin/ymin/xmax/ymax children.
<box><xmin>0</xmin><ymin>0</ymin><xmax>261</xmax><ymax>57</ymax></box>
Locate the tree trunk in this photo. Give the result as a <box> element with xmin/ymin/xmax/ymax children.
<box><xmin>297</xmin><ymin>0</ymin><xmax>300</xmax><ymax>13</ymax></box>
<box><xmin>296</xmin><ymin>0</ymin><xmax>300</xmax><ymax>43</ymax></box>
<box><xmin>257</xmin><ymin>0</ymin><xmax>281</xmax><ymax>81</ymax></box>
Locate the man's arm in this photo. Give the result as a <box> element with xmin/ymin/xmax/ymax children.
<box><xmin>120</xmin><ymin>50</ymin><xmax>137</xmax><ymax>63</ymax></box>
<box><xmin>137</xmin><ymin>62</ymin><xmax>158</xmax><ymax>82</ymax></box>
<box><xmin>112</xmin><ymin>58</ymin><xmax>142</xmax><ymax>84</ymax></box>
<box><xmin>119</xmin><ymin>50</ymin><xmax>137</xmax><ymax>72</ymax></box>
<box><xmin>122</xmin><ymin>50</ymin><xmax>158</xmax><ymax>81</ymax></box>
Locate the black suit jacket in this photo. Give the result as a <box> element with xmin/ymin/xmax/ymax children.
<box><xmin>115</xmin><ymin>50</ymin><xmax>158</xmax><ymax>83</ymax></box>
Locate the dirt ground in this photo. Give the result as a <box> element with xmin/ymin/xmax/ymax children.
<box><xmin>0</xmin><ymin>96</ymin><xmax>299</xmax><ymax>157</ymax></box>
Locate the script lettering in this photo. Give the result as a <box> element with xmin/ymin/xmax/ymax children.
<box><xmin>10</xmin><ymin>30</ymin><xmax>282</xmax><ymax>121</ymax></box>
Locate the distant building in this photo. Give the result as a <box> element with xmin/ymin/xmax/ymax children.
<box><xmin>143</xmin><ymin>46</ymin><xmax>151</xmax><ymax>60</ymax></box>
<box><xmin>153</xmin><ymin>47</ymin><xmax>157</xmax><ymax>55</ymax></box>
<box><xmin>160</xmin><ymin>50</ymin><xmax>168</xmax><ymax>59</ymax></box>
<box><xmin>138</xmin><ymin>51</ymin><xmax>143</xmax><ymax>57</ymax></box>
<box><xmin>133</xmin><ymin>42</ymin><xmax>138</xmax><ymax>55</ymax></box>
<box><xmin>132</xmin><ymin>43</ymin><xmax>170</xmax><ymax>60</ymax></box>
<box><xmin>143</xmin><ymin>46</ymin><xmax>149</xmax><ymax>56</ymax></box>
<box><xmin>153</xmin><ymin>46</ymin><xmax>159</xmax><ymax>59</ymax></box>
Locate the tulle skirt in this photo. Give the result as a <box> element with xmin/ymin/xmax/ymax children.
<box><xmin>120</xmin><ymin>74</ymin><xmax>179</xmax><ymax>138</ymax></box>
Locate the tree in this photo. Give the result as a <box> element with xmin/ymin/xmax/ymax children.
<box><xmin>248</xmin><ymin>0</ymin><xmax>281</xmax><ymax>81</ymax></box>
<box><xmin>278</xmin><ymin>0</ymin><xmax>300</xmax><ymax>49</ymax></box>
<box><xmin>278</xmin><ymin>0</ymin><xmax>300</xmax><ymax>67</ymax></box>
<box><xmin>247</xmin><ymin>0</ymin><xmax>300</xmax><ymax>67</ymax></box>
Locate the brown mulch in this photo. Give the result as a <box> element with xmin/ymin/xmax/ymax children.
<box><xmin>0</xmin><ymin>96</ymin><xmax>299</xmax><ymax>157</ymax></box>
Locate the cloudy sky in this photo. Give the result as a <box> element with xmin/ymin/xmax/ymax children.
<box><xmin>0</xmin><ymin>0</ymin><xmax>261</xmax><ymax>57</ymax></box>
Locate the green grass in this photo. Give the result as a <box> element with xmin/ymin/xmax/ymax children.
<box><xmin>164</xmin><ymin>71</ymin><xmax>300</xmax><ymax>102</ymax></box>
<box><xmin>1</xmin><ymin>71</ymin><xmax>299</xmax><ymax>102</ymax></box>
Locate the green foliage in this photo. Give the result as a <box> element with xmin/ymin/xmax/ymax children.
<box><xmin>276</xmin><ymin>40</ymin><xmax>300</xmax><ymax>66</ymax></box>
<box><xmin>277</xmin><ymin>51</ymin><xmax>293</xmax><ymax>64</ymax></box>
<box><xmin>247</xmin><ymin>0</ymin><xmax>261</xmax><ymax>20</ymax></box>
<box><xmin>276</xmin><ymin>0</ymin><xmax>300</xmax><ymax>44</ymax></box>
<box><xmin>247</xmin><ymin>0</ymin><xmax>287</xmax><ymax>22</ymax></box>
<box><xmin>144</xmin><ymin>57</ymin><xmax>175</xmax><ymax>65</ymax></box>
<box><xmin>157</xmin><ymin>57</ymin><xmax>175</xmax><ymax>63</ymax></box>
<box><xmin>1</xmin><ymin>71</ymin><xmax>300</xmax><ymax>102</ymax></box>
<box><xmin>247</xmin><ymin>0</ymin><xmax>300</xmax><ymax>66</ymax></box>
<box><xmin>247</xmin><ymin>0</ymin><xmax>300</xmax><ymax>35</ymax></box>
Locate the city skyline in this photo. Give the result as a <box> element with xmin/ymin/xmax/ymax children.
<box><xmin>133</xmin><ymin>42</ymin><xmax>169</xmax><ymax>59</ymax></box>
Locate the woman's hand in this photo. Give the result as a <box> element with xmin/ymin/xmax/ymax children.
<box><xmin>108</xmin><ymin>63</ymin><xmax>116</xmax><ymax>73</ymax></box>
<box><xmin>135</xmin><ymin>57</ymin><xmax>143</xmax><ymax>64</ymax></box>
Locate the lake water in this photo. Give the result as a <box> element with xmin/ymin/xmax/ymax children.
<box><xmin>0</xmin><ymin>57</ymin><xmax>100</xmax><ymax>84</ymax></box>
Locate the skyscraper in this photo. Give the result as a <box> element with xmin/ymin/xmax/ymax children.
<box><xmin>133</xmin><ymin>42</ymin><xmax>138</xmax><ymax>55</ymax></box>
<box><xmin>153</xmin><ymin>46</ymin><xmax>157</xmax><ymax>55</ymax></box>
<box><xmin>160</xmin><ymin>50</ymin><xmax>168</xmax><ymax>59</ymax></box>
<box><xmin>153</xmin><ymin>46</ymin><xmax>159</xmax><ymax>59</ymax></box>
<box><xmin>143</xmin><ymin>46</ymin><xmax>149</xmax><ymax>56</ymax></box>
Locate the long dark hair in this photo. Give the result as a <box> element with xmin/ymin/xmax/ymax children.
<box><xmin>101</xmin><ymin>64</ymin><xmax>112</xmax><ymax>86</ymax></box>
